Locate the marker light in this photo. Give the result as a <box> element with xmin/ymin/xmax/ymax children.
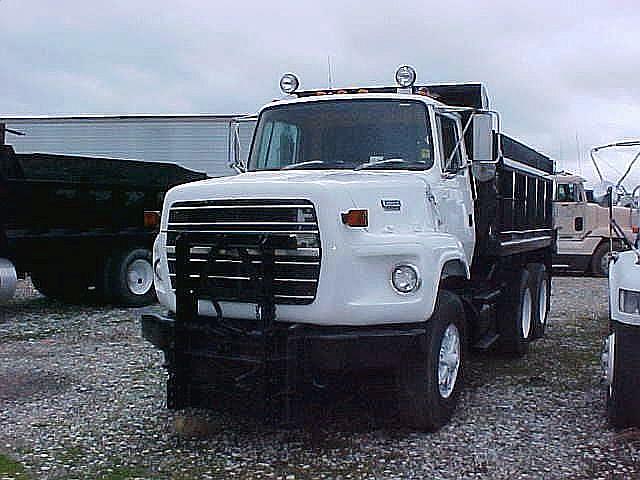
<box><xmin>280</xmin><ymin>73</ymin><xmax>300</xmax><ymax>94</ymax></box>
<box><xmin>392</xmin><ymin>264</ymin><xmax>420</xmax><ymax>294</ymax></box>
<box><xmin>395</xmin><ymin>65</ymin><xmax>417</xmax><ymax>88</ymax></box>
<box><xmin>341</xmin><ymin>209</ymin><xmax>368</xmax><ymax>227</ymax></box>
<box><xmin>144</xmin><ymin>211</ymin><xmax>161</xmax><ymax>228</ymax></box>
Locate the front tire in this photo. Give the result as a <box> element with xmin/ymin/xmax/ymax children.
<box><xmin>592</xmin><ymin>242</ymin><xmax>619</xmax><ymax>277</ymax></box>
<box><xmin>105</xmin><ymin>247</ymin><xmax>156</xmax><ymax>306</ymax></box>
<box><xmin>398</xmin><ymin>290</ymin><xmax>467</xmax><ymax>431</ymax></box>
<box><xmin>605</xmin><ymin>321</ymin><xmax>640</xmax><ymax>428</ymax></box>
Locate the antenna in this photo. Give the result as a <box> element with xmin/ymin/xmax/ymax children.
<box><xmin>327</xmin><ymin>55</ymin><xmax>333</xmax><ymax>89</ymax></box>
<box><xmin>575</xmin><ymin>132</ymin><xmax>582</xmax><ymax>175</ymax></box>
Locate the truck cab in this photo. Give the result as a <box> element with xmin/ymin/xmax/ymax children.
<box><xmin>143</xmin><ymin>67</ymin><xmax>555</xmax><ymax>430</ymax></box>
<box><xmin>553</xmin><ymin>173</ymin><xmax>633</xmax><ymax>276</ymax></box>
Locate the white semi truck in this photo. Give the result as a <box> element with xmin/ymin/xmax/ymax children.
<box><xmin>142</xmin><ymin>67</ymin><xmax>556</xmax><ymax>430</ymax></box>
<box><xmin>553</xmin><ymin>172</ymin><xmax>633</xmax><ymax>276</ymax></box>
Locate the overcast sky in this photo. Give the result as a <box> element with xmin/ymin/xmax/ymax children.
<box><xmin>2</xmin><ymin>0</ymin><xmax>639</xmax><ymax>184</ymax></box>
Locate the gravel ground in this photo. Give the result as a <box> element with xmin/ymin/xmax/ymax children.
<box><xmin>0</xmin><ymin>277</ymin><xmax>639</xmax><ymax>479</ymax></box>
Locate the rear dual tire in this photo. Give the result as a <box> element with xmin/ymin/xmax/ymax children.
<box><xmin>31</xmin><ymin>247</ymin><xmax>155</xmax><ymax>306</ymax></box>
<box><xmin>496</xmin><ymin>263</ymin><xmax>549</xmax><ymax>356</ymax></box>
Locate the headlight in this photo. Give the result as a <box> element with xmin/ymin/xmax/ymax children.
<box><xmin>619</xmin><ymin>288</ymin><xmax>640</xmax><ymax>314</ymax></box>
<box><xmin>392</xmin><ymin>264</ymin><xmax>420</xmax><ymax>294</ymax></box>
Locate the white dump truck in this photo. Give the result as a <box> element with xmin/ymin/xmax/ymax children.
<box><xmin>553</xmin><ymin>172</ymin><xmax>633</xmax><ymax>276</ymax></box>
<box><xmin>142</xmin><ymin>66</ymin><xmax>555</xmax><ymax>430</ymax></box>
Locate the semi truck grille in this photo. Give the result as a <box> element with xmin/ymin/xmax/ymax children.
<box><xmin>165</xmin><ymin>199</ymin><xmax>321</xmax><ymax>305</ymax></box>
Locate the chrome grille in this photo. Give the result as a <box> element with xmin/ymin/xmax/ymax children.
<box><xmin>165</xmin><ymin>199</ymin><xmax>321</xmax><ymax>305</ymax></box>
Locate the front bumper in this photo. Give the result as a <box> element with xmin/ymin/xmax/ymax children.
<box><xmin>141</xmin><ymin>312</ymin><xmax>426</xmax><ymax>372</ymax></box>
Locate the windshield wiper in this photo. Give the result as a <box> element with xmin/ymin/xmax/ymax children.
<box><xmin>355</xmin><ymin>158</ymin><xmax>413</xmax><ymax>171</ymax></box>
<box><xmin>282</xmin><ymin>160</ymin><xmax>326</xmax><ymax>170</ymax></box>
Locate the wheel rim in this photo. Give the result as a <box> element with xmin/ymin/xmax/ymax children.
<box><xmin>438</xmin><ymin>323</ymin><xmax>461</xmax><ymax>399</ymax></box>
<box><xmin>521</xmin><ymin>288</ymin><xmax>532</xmax><ymax>339</ymax></box>
<box><xmin>538</xmin><ymin>279</ymin><xmax>548</xmax><ymax>328</ymax></box>
<box><xmin>126</xmin><ymin>259</ymin><xmax>154</xmax><ymax>296</ymax></box>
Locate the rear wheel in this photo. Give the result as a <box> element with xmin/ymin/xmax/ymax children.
<box><xmin>496</xmin><ymin>268</ymin><xmax>533</xmax><ymax>356</ymax></box>
<box><xmin>105</xmin><ymin>247</ymin><xmax>156</xmax><ymax>306</ymax></box>
<box><xmin>30</xmin><ymin>268</ymin><xmax>93</xmax><ymax>303</ymax></box>
<box><xmin>398</xmin><ymin>290</ymin><xmax>467</xmax><ymax>431</ymax></box>
<box><xmin>528</xmin><ymin>263</ymin><xmax>550</xmax><ymax>338</ymax></box>
<box><xmin>604</xmin><ymin>321</ymin><xmax>640</xmax><ymax>428</ymax></box>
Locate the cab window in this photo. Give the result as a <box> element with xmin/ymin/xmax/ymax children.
<box><xmin>556</xmin><ymin>183</ymin><xmax>579</xmax><ymax>202</ymax></box>
<box><xmin>436</xmin><ymin>114</ymin><xmax>462</xmax><ymax>172</ymax></box>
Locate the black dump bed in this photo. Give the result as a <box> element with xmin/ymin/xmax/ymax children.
<box><xmin>0</xmin><ymin>145</ymin><xmax>207</xmax><ymax>264</ymax></box>
<box><xmin>472</xmin><ymin>133</ymin><xmax>555</xmax><ymax>259</ymax></box>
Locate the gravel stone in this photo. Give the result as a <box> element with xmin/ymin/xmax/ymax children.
<box><xmin>0</xmin><ymin>277</ymin><xmax>639</xmax><ymax>479</ymax></box>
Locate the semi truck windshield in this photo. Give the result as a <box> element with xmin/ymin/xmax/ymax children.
<box><xmin>248</xmin><ymin>100</ymin><xmax>433</xmax><ymax>171</ymax></box>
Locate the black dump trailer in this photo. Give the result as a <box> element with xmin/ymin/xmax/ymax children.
<box><xmin>0</xmin><ymin>135</ymin><xmax>206</xmax><ymax>305</ymax></box>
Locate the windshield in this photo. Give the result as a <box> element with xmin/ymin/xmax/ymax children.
<box><xmin>248</xmin><ymin>99</ymin><xmax>433</xmax><ymax>171</ymax></box>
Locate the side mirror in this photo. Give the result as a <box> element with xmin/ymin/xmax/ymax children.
<box><xmin>471</xmin><ymin>163</ymin><xmax>497</xmax><ymax>182</ymax></box>
<box><xmin>472</xmin><ymin>113</ymin><xmax>494</xmax><ymax>162</ymax></box>
<box><xmin>229</xmin><ymin>120</ymin><xmax>247</xmax><ymax>173</ymax></box>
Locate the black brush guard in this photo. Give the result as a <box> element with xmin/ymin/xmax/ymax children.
<box><xmin>142</xmin><ymin>232</ymin><xmax>426</xmax><ymax>424</ymax></box>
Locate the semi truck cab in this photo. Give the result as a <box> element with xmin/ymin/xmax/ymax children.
<box><xmin>553</xmin><ymin>172</ymin><xmax>633</xmax><ymax>276</ymax></box>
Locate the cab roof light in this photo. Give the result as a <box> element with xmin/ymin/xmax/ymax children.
<box><xmin>395</xmin><ymin>65</ymin><xmax>417</xmax><ymax>88</ymax></box>
<box><xmin>279</xmin><ymin>73</ymin><xmax>300</xmax><ymax>94</ymax></box>
<box><xmin>341</xmin><ymin>209</ymin><xmax>368</xmax><ymax>227</ymax></box>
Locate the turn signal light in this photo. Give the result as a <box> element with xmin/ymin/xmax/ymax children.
<box><xmin>341</xmin><ymin>209</ymin><xmax>368</xmax><ymax>227</ymax></box>
<box><xmin>144</xmin><ymin>211</ymin><xmax>161</xmax><ymax>228</ymax></box>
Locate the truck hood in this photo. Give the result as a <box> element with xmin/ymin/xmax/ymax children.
<box><xmin>161</xmin><ymin>170</ymin><xmax>437</xmax><ymax>235</ymax></box>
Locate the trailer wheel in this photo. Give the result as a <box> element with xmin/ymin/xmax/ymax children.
<box><xmin>398</xmin><ymin>290</ymin><xmax>467</xmax><ymax>431</ymax></box>
<box><xmin>604</xmin><ymin>322</ymin><xmax>640</xmax><ymax>428</ymax></box>
<box><xmin>106</xmin><ymin>247</ymin><xmax>156</xmax><ymax>306</ymax></box>
<box><xmin>528</xmin><ymin>263</ymin><xmax>550</xmax><ymax>338</ymax></box>
<box><xmin>496</xmin><ymin>268</ymin><xmax>533</xmax><ymax>356</ymax></box>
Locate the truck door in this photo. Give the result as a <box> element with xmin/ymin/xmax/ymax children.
<box><xmin>554</xmin><ymin>182</ymin><xmax>587</xmax><ymax>240</ymax></box>
<box><xmin>433</xmin><ymin>112</ymin><xmax>476</xmax><ymax>262</ymax></box>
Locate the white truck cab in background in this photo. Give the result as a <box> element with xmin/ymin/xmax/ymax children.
<box><xmin>143</xmin><ymin>66</ymin><xmax>556</xmax><ymax>431</ymax></box>
<box><xmin>553</xmin><ymin>172</ymin><xmax>633</xmax><ymax>276</ymax></box>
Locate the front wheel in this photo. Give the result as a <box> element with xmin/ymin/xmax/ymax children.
<box><xmin>604</xmin><ymin>321</ymin><xmax>640</xmax><ymax>428</ymax></box>
<box><xmin>105</xmin><ymin>247</ymin><xmax>156</xmax><ymax>306</ymax></box>
<box><xmin>592</xmin><ymin>242</ymin><xmax>621</xmax><ymax>277</ymax></box>
<box><xmin>398</xmin><ymin>290</ymin><xmax>467</xmax><ymax>431</ymax></box>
